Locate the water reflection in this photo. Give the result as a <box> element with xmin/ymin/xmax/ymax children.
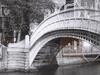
<box><xmin>0</xmin><ymin>62</ymin><xmax>100</xmax><ymax>75</ymax></box>
<box><xmin>55</xmin><ymin>62</ymin><xmax>100</xmax><ymax>75</ymax></box>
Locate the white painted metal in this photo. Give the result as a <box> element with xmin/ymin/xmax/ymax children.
<box><xmin>29</xmin><ymin>8</ymin><xmax>100</xmax><ymax>66</ymax></box>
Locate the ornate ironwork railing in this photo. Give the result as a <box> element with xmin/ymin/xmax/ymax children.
<box><xmin>32</xmin><ymin>8</ymin><xmax>100</xmax><ymax>34</ymax></box>
<box><xmin>30</xmin><ymin>8</ymin><xmax>100</xmax><ymax>47</ymax></box>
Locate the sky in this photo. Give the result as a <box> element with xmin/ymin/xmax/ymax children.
<box><xmin>52</xmin><ymin>0</ymin><xmax>66</xmax><ymax>7</ymax></box>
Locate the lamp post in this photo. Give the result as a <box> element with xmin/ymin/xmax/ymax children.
<box><xmin>1</xmin><ymin>6</ymin><xmax>10</xmax><ymax>45</ymax></box>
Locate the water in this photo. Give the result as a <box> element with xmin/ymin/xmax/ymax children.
<box><xmin>0</xmin><ymin>62</ymin><xmax>100</xmax><ymax>75</ymax></box>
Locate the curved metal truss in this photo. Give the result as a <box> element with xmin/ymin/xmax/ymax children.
<box><xmin>30</xmin><ymin>29</ymin><xmax>100</xmax><ymax>66</ymax></box>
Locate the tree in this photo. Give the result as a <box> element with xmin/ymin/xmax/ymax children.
<box><xmin>0</xmin><ymin>0</ymin><xmax>55</xmax><ymax>45</ymax></box>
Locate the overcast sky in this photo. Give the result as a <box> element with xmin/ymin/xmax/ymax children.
<box><xmin>52</xmin><ymin>0</ymin><xmax>66</xmax><ymax>7</ymax></box>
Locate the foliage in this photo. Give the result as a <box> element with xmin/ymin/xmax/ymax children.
<box><xmin>0</xmin><ymin>0</ymin><xmax>55</xmax><ymax>45</ymax></box>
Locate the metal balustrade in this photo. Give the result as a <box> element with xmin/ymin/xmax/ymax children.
<box><xmin>30</xmin><ymin>8</ymin><xmax>100</xmax><ymax>48</ymax></box>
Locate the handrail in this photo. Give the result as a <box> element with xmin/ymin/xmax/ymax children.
<box><xmin>30</xmin><ymin>18</ymin><xmax>100</xmax><ymax>46</ymax></box>
<box><xmin>31</xmin><ymin>8</ymin><xmax>100</xmax><ymax>36</ymax></box>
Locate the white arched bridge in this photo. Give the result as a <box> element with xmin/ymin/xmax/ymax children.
<box><xmin>29</xmin><ymin>8</ymin><xmax>100</xmax><ymax>68</ymax></box>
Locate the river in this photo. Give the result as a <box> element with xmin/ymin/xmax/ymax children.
<box><xmin>0</xmin><ymin>62</ymin><xmax>100</xmax><ymax>75</ymax></box>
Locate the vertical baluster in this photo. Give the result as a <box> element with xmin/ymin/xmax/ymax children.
<box><xmin>74</xmin><ymin>0</ymin><xmax>81</xmax><ymax>18</ymax></box>
<box><xmin>95</xmin><ymin>0</ymin><xmax>100</xmax><ymax>20</ymax></box>
<box><xmin>95</xmin><ymin>0</ymin><xmax>99</xmax><ymax>10</ymax></box>
<box><xmin>84</xmin><ymin>2</ymin><xmax>88</xmax><ymax>18</ymax></box>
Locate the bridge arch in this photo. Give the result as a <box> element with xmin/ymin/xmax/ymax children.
<box><xmin>29</xmin><ymin>29</ymin><xmax>100</xmax><ymax>66</ymax></box>
<box><xmin>30</xmin><ymin>8</ymin><xmax>100</xmax><ymax>48</ymax></box>
<box><xmin>29</xmin><ymin>8</ymin><xmax>100</xmax><ymax>66</ymax></box>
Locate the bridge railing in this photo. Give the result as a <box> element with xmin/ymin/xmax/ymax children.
<box><xmin>30</xmin><ymin>8</ymin><xmax>100</xmax><ymax>47</ymax></box>
<box><xmin>32</xmin><ymin>8</ymin><xmax>100</xmax><ymax>34</ymax></box>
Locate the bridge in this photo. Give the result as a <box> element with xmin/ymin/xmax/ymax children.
<box><xmin>29</xmin><ymin>8</ymin><xmax>100</xmax><ymax>68</ymax></box>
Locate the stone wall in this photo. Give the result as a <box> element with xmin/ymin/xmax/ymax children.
<box><xmin>0</xmin><ymin>46</ymin><xmax>7</xmax><ymax>71</ymax></box>
<box><xmin>0</xmin><ymin>36</ymin><xmax>30</xmax><ymax>72</ymax></box>
<box><xmin>0</xmin><ymin>45</ymin><xmax>29</xmax><ymax>72</ymax></box>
